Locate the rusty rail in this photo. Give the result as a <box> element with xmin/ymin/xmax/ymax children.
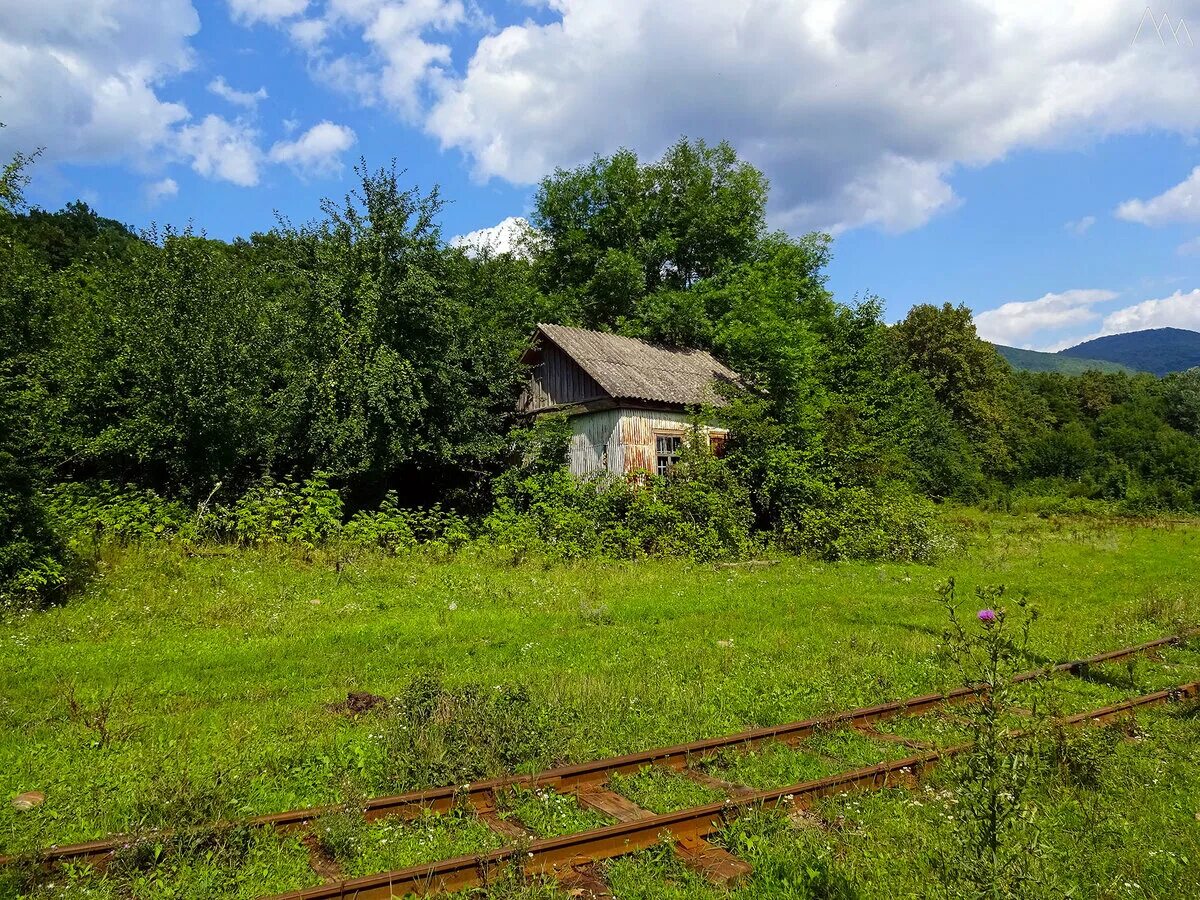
<box><xmin>262</xmin><ymin>681</ymin><xmax>1200</xmax><ymax>899</ymax></box>
<box><xmin>4</xmin><ymin>631</ymin><xmax>1189</xmax><ymax>871</ymax></box>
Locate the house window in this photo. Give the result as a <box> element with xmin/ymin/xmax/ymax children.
<box><xmin>655</xmin><ymin>433</ymin><xmax>683</xmax><ymax>476</ymax></box>
<box><xmin>708</xmin><ymin>433</ymin><xmax>727</xmax><ymax>458</ymax></box>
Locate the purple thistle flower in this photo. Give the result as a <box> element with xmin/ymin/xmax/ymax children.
<box><xmin>977</xmin><ymin>609</ymin><xmax>997</xmax><ymax>624</ymax></box>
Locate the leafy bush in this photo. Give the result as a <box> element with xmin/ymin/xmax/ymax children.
<box><xmin>0</xmin><ymin>451</ymin><xmax>74</xmax><ymax>608</ymax></box>
<box><xmin>343</xmin><ymin>495</ymin><xmax>470</xmax><ymax>554</ymax></box>
<box><xmin>484</xmin><ymin>437</ymin><xmax>755</xmax><ymax>561</ymax></box>
<box><xmin>769</xmin><ymin>476</ymin><xmax>947</xmax><ymax>563</ymax></box>
<box><xmin>225</xmin><ymin>473</ymin><xmax>343</xmax><ymax>548</ymax></box>
<box><xmin>44</xmin><ymin>480</ymin><xmax>193</xmax><ymax>545</ymax></box>
<box><xmin>341</xmin><ymin>492</ymin><xmax>418</xmax><ymax>552</ymax></box>
<box><xmin>40</xmin><ymin>476</ymin><xmax>475</xmax><ymax>562</ymax></box>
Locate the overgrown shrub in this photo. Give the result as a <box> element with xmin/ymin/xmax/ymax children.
<box><xmin>343</xmin><ymin>494</ymin><xmax>471</xmax><ymax>554</ymax></box>
<box><xmin>225</xmin><ymin>473</ymin><xmax>342</xmax><ymax>548</ymax></box>
<box><xmin>375</xmin><ymin>675</ymin><xmax>572</xmax><ymax>789</ymax></box>
<box><xmin>773</xmin><ymin>480</ymin><xmax>947</xmax><ymax>563</ymax></box>
<box><xmin>44</xmin><ymin>480</ymin><xmax>193</xmax><ymax>543</ymax></box>
<box><xmin>0</xmin><ymin>451</ymin><xmax>75</xmax><ymax>608</ymax></box>
<box><xmin>484</xmin><ymin>437</ymin><xmax>755</xmax><ymax>561</ymax></box>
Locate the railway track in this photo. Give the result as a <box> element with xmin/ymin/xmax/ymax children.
<box><xmin>263</xmin><ymin>681</ymin><xmax>1200</xmax><ymax>900</ymax></box>
<box><xmin>4</xmin><ymin>631</ymin><xmax>1195</xmax><ymax>897</ymax></box>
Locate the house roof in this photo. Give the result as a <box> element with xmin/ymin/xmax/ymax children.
<box><xmin>531</xmin><ymin>323</ymin><xmax>741</xmax><ymax>407</ymax></box>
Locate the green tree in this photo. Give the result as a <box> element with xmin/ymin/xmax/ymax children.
<box><xmin>1163</xmin><ymin>368</ymin><xmax>1200</xmax><ymax>436</ymax></box>
<box><xmin>532</xmin><ymin>137</ymin><xmax>767</xmax><ymax>332</ymax></box>
<box><xmin>269</xmin><ymin>162</ymin><xmax>528</xmax><ymax>504</ymax></box>
<box><xmin>39</xmin><ymin>230</ymin><xmax>295</xmax><ymax>492</ymax></box>
<box><xmin>891</xmin><ymin>303</ymin><xmax>1022</xmax><ymax>473</ymax></box>
<box><xmin>0</xmin><ymin>144</ymin><xmax>73</xmax><ymax>606</ymax></box>
<box><xmin>0</xmin><ymin>200</ymin><xmax>140</xmax><ymax>270</ymax></box>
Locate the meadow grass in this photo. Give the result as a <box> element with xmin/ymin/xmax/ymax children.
<box><xmin>1</xmin><ymin>513</ymin><xmax>1199</xmax><ymax>897</ymax></box>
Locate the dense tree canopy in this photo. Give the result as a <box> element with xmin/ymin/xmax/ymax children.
<box><xmin>3</xmin><ymin>137</ymin><xmax>1200</xmax><ymax>603</ymax></box>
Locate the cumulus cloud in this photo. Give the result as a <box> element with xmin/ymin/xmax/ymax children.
<box><xmin>208</xmin><ymin>75</ymin><xmax>268</xmax><ymax>109</ymax></box>
<box><xmin>1100</xmin><ymin>289</ymin><xmax>1200</xmax><ymax>335</ymax></box>
<box><xmin>0</xmin><ymin>2</ymin><xmax>369</xmax><ymax>190</ymax></box>
<box><xmin>979</xmin><ymin>287</ymin><xmax>1200</xmax><ymax>350</ymax></box>
<box><xmin>231</xmin><ymin>0</ymin><xmax>467</xmax><ymax>119</ymax></box>
<box><xmin>144</xmin><ymin>176</ymin><xmax>179</xmax><ymax>204</ymax></box>
<box><xmin>268</xmin><ymin>120</ymin><xmax>355</xmax><ymax>177</ymax></box>
<box><xmin>450</xmin><ymin>216</ymin><xmax>535</xmax><ymax>257</ymax></box>
<box><xmin>177</xmin><ymin>115</ymin><xmax>263</xmax><ymax>186</ymax></box>
<box><xmin>418</xmin><ymin>0</ymin><xmax>1200</xmax><ymax>233</ymax></box>
<box><xmin>0</xmin><ymin>0</ymin><xmax>197</xmax><ymax>166</ymax></box>
<box><xmin>1117</xmin><ymin>166</ymin><xmax>1200</xmax><ymax>225</ymax></box>
<box><xmin>975</xmin><ymin>290</ymin><xmax>1120</xmax><ymax>347</ymax></box>
<box><xmin>1065</xmin><ymin>215</ymin><xmax>1096</xmax><ymax>235</ymax></box>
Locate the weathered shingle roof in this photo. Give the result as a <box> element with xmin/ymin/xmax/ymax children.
<box><xmin>533</xmin><ymin>323</ymin><xmax>740</xmax><ymax>407</ymax></box>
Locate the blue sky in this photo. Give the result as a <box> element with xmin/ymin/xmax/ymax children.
<box><xmin>5</xmin><ymin>1</ymin><xmax>1200</xmax><ymax>350</ymax></box>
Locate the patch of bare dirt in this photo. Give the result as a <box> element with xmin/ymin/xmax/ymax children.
<box><xmin>326</xmin><ymin>691</ymin><xmax>386</xmax><ymax>717</ymax></box>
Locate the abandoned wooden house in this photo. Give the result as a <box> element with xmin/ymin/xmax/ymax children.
<box><xmin>518</xmin><ymin>324</ymin><xmax>739</xmax><ymax>477</ymax></box>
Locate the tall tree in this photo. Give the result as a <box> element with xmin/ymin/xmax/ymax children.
<box><xmin>269</xmin><ymin>162</ymin><xmax>528</xmax><ymax>503</ymax></box>
<box><xmin>891</xmin><ymin>303</ymin><xmax>1024</xmax><ymax>473</ymax></box>
<box><xmin>532</xmin><ymin>137</ymin><xmax>767</xmax><ymax>334</ymax></box>
<box><xmin>1</xmin><ymin>143</ymin><xmax>72</xmax><ymax>606</ymax></box>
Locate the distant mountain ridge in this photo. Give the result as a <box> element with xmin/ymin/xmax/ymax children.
<box><xmin>1058</xmin><ymin>327</ymin><xmax>1200</xmax><ymax>377</ymax></box>
<box><xmin>994</xmin><ymin>327</ymin><xmax>1200</xmax><ymax>377</ymax></box>
<box><xmin>993</xmin><ymin>344</ymin><xmax>1134</xmax><ymax>375</ymax></box>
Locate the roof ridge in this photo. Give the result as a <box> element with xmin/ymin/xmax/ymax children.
<box><xmin>533</xmin><ymin>323</ymin><xmax>740</xmax><ymax>406</ymax></box>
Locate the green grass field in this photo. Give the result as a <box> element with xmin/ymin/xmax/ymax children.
<box><xmin>2</xmin><ymin>513</ymin><xmax>1199</xmax><ymax>898</ymax></box>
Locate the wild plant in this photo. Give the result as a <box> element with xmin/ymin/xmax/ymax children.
<box><xmin>61</xmin><ymin>679</ymin><xmax>133</xmax><ymax>749</ymax></box>
<box><xmin>936</xmin><ymin>579</ymin><xmax>1046</xmax><ymax>899</ymax></box>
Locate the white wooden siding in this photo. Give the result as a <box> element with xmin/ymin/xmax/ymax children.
<box><xmin>567</xmin><ymin>408</ymin><xmax>728</xmax><ymax>476</ymax></box>
<box><xmin>566</xmin><ymin>409</ymin><xmax>623</xmax><ymax>476</ymax></box>
<box><xmin>519</xmin><ymin>342</ymin><xmax>606</xmax><ymax>413</ymax></box>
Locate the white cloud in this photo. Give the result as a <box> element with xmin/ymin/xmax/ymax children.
<box><xmin>1178</xmin><ymin>236</ymin><xmax>1200</xmax><ymax>256</ymax></box>
<box><xmin>983</xmin><ymin>288</ymin><xmax>1200</xmax><ymax>351</ymax></box>
<box><xmin>975</xmin><ymin>289</ymin><xmax>1120</xmax><ymax>347</ymax></box>
<box><xmin>236</xmin><ymin>0</ymin><xmax>467</xmax><ymax>119</ymax></box>
<box><xmin>0</xmin><ymin>0</ymin><xmax>197</xmax><ymax>166</ymax></box>
<box><xmin>178</xmin><ymin>115</ymin><xmax>263</xmax><ymax>186</ymax></box>
<box><xmin>268</xmin><ymin>120</ymin><xmax>356</xmax><ymax>177</ymax></box>
<box><xmin>226</xmin><ymin>0</ymin><xmax>308</xmax><ymax>25</ymax></box>
<box><xmin>144</xmin><ymin>176</ymin><xmax>179</xmax><ymax>204</ymax></box>
<box><xmin>1065</xmin><ymin>215</ymin><xmax>1096</xmax><ymax>235</ymax></box>
<box><xmin>1100</xmin><ymin>289</ymin><xmax>1200</xmax><ymax>335</ymax></box>
<box><xmin>450</xmin><ymin>216</ymin><xmax>535</xmax><ymax>257</ymax></box>
<box><xmin>0</xmin><ymin>1</ymin><xmax>368</xmax><ymax>190</ymax></box>
<box><xmin>417</xmin><ymin>0</ymin><xmax>1200</xmax><ymax>234</ymax></box>
<box><xmin>208</xmin><ymin>75</ymin><xmax>268</xmax><ymax>109</ymax></box>
<box><xmin>288</xmin><ymin>16</ymin><xmax>327</xmax><ymax>48</ymax></box>
<box><xmin>1117</xmin><ymin>166</ymin><xmax>1200</xmax><ymax>225</ymax></box>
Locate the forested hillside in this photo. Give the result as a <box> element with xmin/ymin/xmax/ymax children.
<box><xmin>1059</xmin><ymin>327</ymin><xmax>1200</xmax><ymax>376</ymax></box>
<box><xmin>3</xmin><ymin>139</ymin><xmax>1200</xmax><ymax>607</ymax></box>
<box><xmin>992</xmin><ymin>343</ymin><xmax>1134</xmax><ymax>375</ymax></box>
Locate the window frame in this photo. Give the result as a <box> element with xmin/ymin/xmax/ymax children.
<box><xmin>653</xmin><ymin>429</ymin><xmax>685</xmax><ymax>477</ymax></box>
<box><xmin>708</xmin><ymin>431</ymin><xmax>728</xmax><ymax>458</ymax></box>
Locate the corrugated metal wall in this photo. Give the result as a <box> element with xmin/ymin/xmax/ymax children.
<box><xmin>519</xmin><ymin>342</ymin><xmax>607</xmax><ymax>413</ymax></box>
<box><xmin>567</xmin><ymin>409</ymin><xmax>623</xmax><ymax>476</ymax></box>
<box><xmin>568</xmin><ymin>409</ymin><xmax>728</xmax><ymax>476</ymax></box>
